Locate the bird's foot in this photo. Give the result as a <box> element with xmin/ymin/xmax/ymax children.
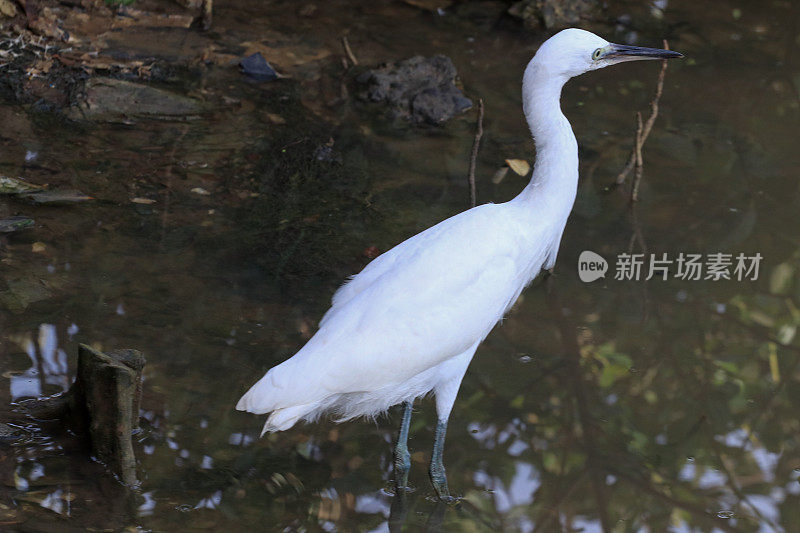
<box><xmin>394</xmin><ymin>444</ymin><xmax>411</xmax><ymax>491</ymax></box>
<box><xmin>430</xmin><ymin>465</ymin><xmax>454</xmax><ymax>503</ymax></box>
<box><xmin>439</xmin><ymin>494</ymin><xmax>461</xmax><ymax>505</ymax></box>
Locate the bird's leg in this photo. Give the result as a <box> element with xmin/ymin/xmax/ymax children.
<box><xmin>429</xmin><ymin>418</ymin><xmax>451</xmax><ymax>501</ymax></box>
<box><xmin>394</xmin><ymin>400</ymin><xmax>413</xmax><ymax>491</ymax></box>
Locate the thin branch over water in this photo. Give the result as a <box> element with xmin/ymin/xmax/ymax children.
<box><xmin>468</xmin><ymin>98</ymin><xmax>484</xmax><ymax>207</ymax></box>
<box><xmin>616</xmin><ymin>39</ymin><xmax>672</xmax><ymax>197</ymax></box>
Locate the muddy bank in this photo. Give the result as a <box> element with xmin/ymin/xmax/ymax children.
<box><xmin>0</xmin><ymin>0</ymin><xmax>610</xmax><ymax>123</ymax></box>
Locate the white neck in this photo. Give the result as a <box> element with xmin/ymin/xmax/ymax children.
<box><xmin>513</xmin><ymin>60</ymin><xmax>579</xmax><ymax>210</ymax></box>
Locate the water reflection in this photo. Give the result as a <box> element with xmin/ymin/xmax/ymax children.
<box><xmin>2</xmin><ymin>0</ymin><xmax>800</xmax><ymax>530</ymax></box>
<box><xmin>8</xmin><ymin>324</ymin><xmax>70</xmax><ymax>401</ymax></box>
<box><xmin>474</xmin><ymin>462</ymin><xmax>539</xmax><ymax>514</ymax></box>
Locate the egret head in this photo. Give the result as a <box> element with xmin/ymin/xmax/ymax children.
<box><xmin>534</xmin><ymin>28</ymin><xmax>683</xmax><ymax>80</ymax></box>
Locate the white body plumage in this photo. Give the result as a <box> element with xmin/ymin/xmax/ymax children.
<box><xmin>237</xmin><ymin>29</ymin><xmax>680</xmax><ymax>438</ymax></box>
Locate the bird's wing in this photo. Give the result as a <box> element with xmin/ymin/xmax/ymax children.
<box><xmin>250</xmin><ymin>204</ymin><xmax>551</xmax><ymax>408</ymax></box>
<box><xmin>318</xmin><ymin>215</ymin><xmax>451</xmax><ymax>328</ymax></box>
<box><xmin>318</xmin><ymin>252</ymin><xmax>522</xmax><ymax>391</ymax></box>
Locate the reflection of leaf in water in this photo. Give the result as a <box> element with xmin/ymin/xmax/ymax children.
<box><xmin>768</xmin><ymin>342</ymin><xmax>780</xmax><ymax>383</ymax></box>
<box><xmin>599</xmin><ymin>363</ymin><xmax>630</xmax><ymax>388</ymax></box>
<box><xmin>491</xmin><ymin>166</ymin><xmax>509</xmax><ymax>184</ymax></box>
<box><xmin>714</xmin><ymin>360</ymin><xmax>739</xmax><ymax>374</ymax></box>
<box><xmin>776</xmin><ymin>324</ymin><xmax>796</xmax><ymax>345</ymax></box>
<box><xmin>769</xmin><ymin>262</ymin><xmax>794</xmax><ymax>295</ymax></box>
<box><xmin>18</xmin><ymin>189</ymin><xmax>93</xmax><ymax>205</ymax></box>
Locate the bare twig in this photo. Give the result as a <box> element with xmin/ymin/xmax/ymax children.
<box><xmin>631</xmin><ymin>111</ymin><xmax>644</xmax><ymax>202</ymax></box>
<box><xmin>615</xmin><ymin>40</ymin><xmax>671</xmax><ymax>187</ymax></box>
<box><xmin>627</xmin><ymin>203</ymin><xmax>647</xmax><ymax>255</ymax></box>
<box><xmin>342</xmin><ymin>36</ymin><xmax>358</xmax><ymax>67</ymax></box>
<box><xmin>627</xmin><ymin>202</ymin><xmax>650</xmax><ymax>323</ymax></box>
<box><xmin>467</xmin><ymin>98</ymin><xmax>484</xmax><ymax>207</ymax></box>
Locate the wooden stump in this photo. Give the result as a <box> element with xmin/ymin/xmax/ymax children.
<box><xmin>15</xmin><ymin>344</ymin><xmax>145</xmax><ymax>486</ymax></box>
<box><xmin>74</xmin><ymin>345</ymin><xmax>144</xmax><ymax>485</ymax></box>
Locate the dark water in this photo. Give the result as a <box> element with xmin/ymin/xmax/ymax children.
<box><xmin>2</xmin><ymin>0</ymin><xmax>800</xmax><ymax>531</ymax></box>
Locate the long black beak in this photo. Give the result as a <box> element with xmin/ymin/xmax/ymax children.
<box><xmin>605</xmin><ymin>44</ymin><xmax>683</xmax><ymax>60</ymax></box>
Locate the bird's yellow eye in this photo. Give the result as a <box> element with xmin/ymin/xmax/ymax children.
<box><xmin>592</xmin><ymin>48</ymin><xmax>603</xmax><ymax>60</ymax></box>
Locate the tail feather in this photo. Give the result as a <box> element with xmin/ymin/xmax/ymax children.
<box><xmin>237</xmin><ymin>366</ymin><xmax>323</xmax><ymax>435</ymax></box>
<box><xmin>260</xmin><ymin>403</ymin><xmax>318</xmax><ymax>435</ymax></box>
<box><xmin>238</xmin><ymin>345</ymin><xmax>333</xmax><ymax>434</ymax></box>
<box><xmin>236</xmin><ymin>370</ymin><xmax>293</xmax><ymax>415</ymax></box>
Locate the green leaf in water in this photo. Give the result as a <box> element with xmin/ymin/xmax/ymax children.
<box><xmin>510</xmin><ymin>394</ymin><xmax>525</xmax><ymax>409</ymax></box>
<box><xmin>599</xmin><ymin>363</ymin><xmax>629</xmax><ymax>388</ymax></box>
<box><xmin>0</xmin><ymin>216</ymin><xmax>34</xmax><ymax>233</ymax></box>
<box><xmin>714</xmin><ymin>360</ymin><xmax>739</xmax><ymax>374</ymax></box>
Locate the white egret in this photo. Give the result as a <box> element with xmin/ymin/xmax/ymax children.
<box><xmin>237</xmin><ymin>28</ymin><xmax>682</xmax><ymax>500</ymax></box>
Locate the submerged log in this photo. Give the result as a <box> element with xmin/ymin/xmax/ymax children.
<box><xmin>15</xmin><ymin>344</ymin><xmax>145</xmax><ymax>486</ymax></box>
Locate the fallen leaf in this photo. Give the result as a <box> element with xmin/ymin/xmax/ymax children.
<box><xmin>56</xmin><ymin>51</ymin><xmax>150</xmax><ymax>76</ymax></box>
<box><xmin>0</xmin><ymin>0</ymin><xmax>17</xmax><ymax>18</ymax></box>
<box><xmin>190</xmin><ymin>187</ymin><xmax>210</xmax><ymax>195</ymax></box>
<box><xmin>31</xmin><ymin>242</ymin><xmax>46</xmax><ymax>253</ymax></box>
<box><xmin>267</xmin><ymin>113</ymin><xmax>286</xmax><ymax>124</ymax></box>
<box><xmin>0</xmin><ymin>176</ymin><xmax>43</xmax><ymax>194</ymax></box>
<box><xmin>0</xmin><ymin>217</ymin><xmax>34</xmax><ymax>233</ymax></box>
<box><xmin>131</xmin><ymin>197</ymin><xmax>156</xmax><ymax>204</ymax></box>
<box><xmin>505</xmin><ymin>158</ymin><xmax>530</xmax><ymax>176</ymax></box>
<box><xmin>19</xmin><ymin>190</ymin><xmax>94</xmax><ymax>205</ymax></box>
